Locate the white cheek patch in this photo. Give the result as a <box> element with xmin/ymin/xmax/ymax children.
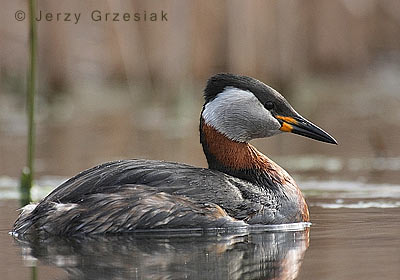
<box><xmin>202</xmin><ymin>87</ymin><xmax>281</xmax><ymax>142</ymax></box>
<box><xmin>202</xmin><ymin>87</ymin><xmax>255</xmax><ymax>125</ymax></box>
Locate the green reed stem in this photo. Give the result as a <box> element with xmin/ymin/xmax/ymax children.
<box><xmin>20</xmin><ymin>0</ymin><xmax>37</xmax><ymax>205</ymax></box>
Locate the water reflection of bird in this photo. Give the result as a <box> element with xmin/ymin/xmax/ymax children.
<box><xmin>13</xmin><ymin>230</ymin><xmax>310</xmax><ymax>280</ymax></box>
<box><xmin>13</xmin><ymin>73</ymin><xmax>337</xmax><ymax>235</ymax></box>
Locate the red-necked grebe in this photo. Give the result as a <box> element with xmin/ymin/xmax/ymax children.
<box><xmin>13</xmin><ymin>73</ymin><xmax>337</xmax><ymax>235</ymax></box>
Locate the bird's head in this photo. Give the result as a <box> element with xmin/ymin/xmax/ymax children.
<box><xmin>202</xmin><ymin>73</ymin><xmax>337</xmax><ymax>144</ymax></box>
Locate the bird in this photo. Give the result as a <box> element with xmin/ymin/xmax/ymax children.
<box><xmin>13</xmin><ymin>73</ymin><xmax>337</xmax><ymax>236</ymax></box>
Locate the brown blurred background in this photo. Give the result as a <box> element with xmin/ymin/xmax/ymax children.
<box><xmin>1</xmin><ymin>0</ymin><xmax>400</xmax><ymax>183</ymax></box>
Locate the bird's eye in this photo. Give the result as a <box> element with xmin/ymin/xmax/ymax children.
<box><xmin>264</xmin><ymin>101</ymin><xmax>274</xmax><ymax>110</ymax></box>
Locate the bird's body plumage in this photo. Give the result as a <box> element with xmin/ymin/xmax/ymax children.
<box><xmin>14</xmin><ymin>157</ymin><xmax>304</xmax><ymax>235</ymax></box>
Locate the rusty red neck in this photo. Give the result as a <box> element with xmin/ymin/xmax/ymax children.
<box><xmin>200</xmin><ymin>118</ymin><xmax>309</xmax><ymax>222</ymax></box>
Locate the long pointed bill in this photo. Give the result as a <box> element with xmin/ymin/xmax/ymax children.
<box><xmin>276</xmin><ymin>116</ymin><xmax>338</xmax><ymax>144</ymax></box>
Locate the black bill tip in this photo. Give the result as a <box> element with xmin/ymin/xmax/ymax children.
<box><xmin>277</xmin><ymin>115</ymin><xmax>338</xmax><ymax>145</ymax></box>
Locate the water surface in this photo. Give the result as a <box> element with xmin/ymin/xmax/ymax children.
<box><xmin>1</xmin><ymin>180</ymin><xmax>399</xmax><ymax>280</ymax></box>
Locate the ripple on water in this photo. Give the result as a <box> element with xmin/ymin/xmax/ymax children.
<box><xmin>312</xmin><ymin>200</ymin><xmax>400</xmax><ymax>209</ymax></box>
<box><xmin>301</xmin><ymin>180</ymin><xmax>400</xmax><ymax>199</ymax></box>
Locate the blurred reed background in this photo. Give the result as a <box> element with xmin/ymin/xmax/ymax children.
<box><xmin>1</xmin><ymin>0</ymin><xmax>400</xmax><ymax>183</ymax></box>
